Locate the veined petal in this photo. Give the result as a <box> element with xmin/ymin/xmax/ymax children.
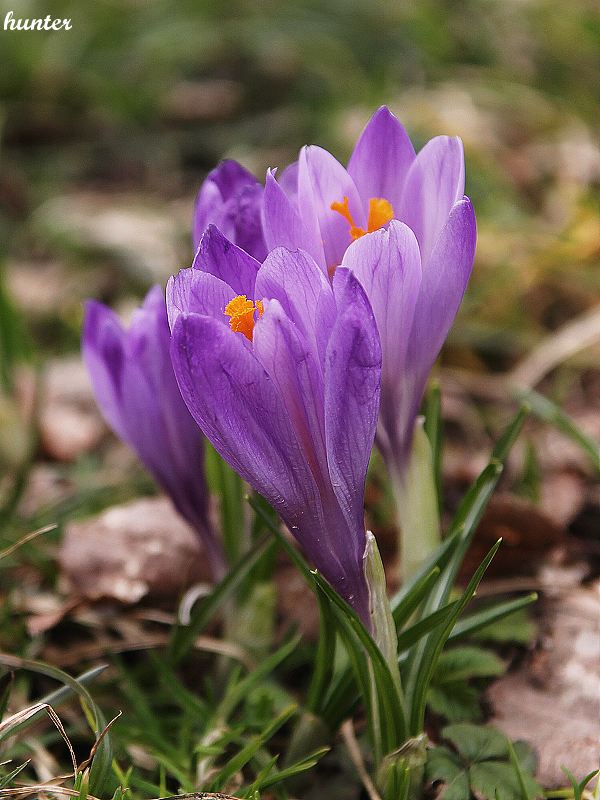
<box><xmin>262</xmin><ymin>169</ymin><xmax>325</xmax><ymax>269</ymax></box>
<box><xmin>193</xmin><ymin>160</ymin><xmax>266</xmax><ymax>260</ymax></box>
<box><xmin>279</xmin><ymin>161</ymin><xmax>299</xmax><ymax>200</ymax></box>
<box><xmin>253</xmin><ymin>298</ymin><xmax>328</xmax><ymax>489</ymax></box>
<box><xmin>82</xmin><ymin>300</ymin><xmax>128</xmax><ymax>442</ymax></box>
<box><xmin>193</xmin><ymin>225</ymin><xmax>260</xmax><ymax>298</ymax></box>
<box><xmin>254</xmin><ymin>287</ymin><xmax>372</xmax><ymax>617</ymax></box>
<box><xmin>348</xmin><ymin>106</ymin><xmax>416</xmax><ymax>213</ymax></box>
<box><xmin>83</xmin><ymin>289</ymin><xmax>223</xmax><ymax>575</ymax></box>
<box><xmin>326</xmin><ymin>268</ymin><xmax>382</xmax><ymax>539</ymax></box>
<box><xmin>255</xmin><ymin>247</ymin><xmax>336</xmax><ymax>366</ymax></box>
<box><xmin>230</xmin><ymin>182</ymin><xmax>267</xmax><ymax>261</ymax></box>
<box><xmin>341</xmin><ymin>220</ymin><xmax>422</xmax><ymax>389</ymax></box>
<box><xmin>400</xmin><ymin>197</ymin><xmax>476</xmax><ymax>446</ymax></box>
<box><xmin>298</xmin><ymin>145</ymin><xmax>364</xmax><ymax>271</ymax></box>
<box><xmin>170</xmin><ymin>313</ymin><xmax>322</xmax><ymax>521</ymax></box>
<box><xmin>399</xmin><ymin>136</ymin><xmax>465</xmax><ymax>264</ymax></box>
<box><xmin>167</xmin><ymin>266</ymin><xmax>235</xmax><ymax>331</ymax></box>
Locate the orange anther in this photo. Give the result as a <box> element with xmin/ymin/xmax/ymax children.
<box><xmin>224</xmin><ymin>295</ymin><xmax>264</xmax><ymax>340</ymax></box>
<box><xmin>331</xmin><ymin>195</ymin><xmax>395</xmax><ymax>240</ymax></box>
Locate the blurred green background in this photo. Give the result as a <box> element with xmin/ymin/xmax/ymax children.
<box><xmin>0</xmin><ymin>0</ymin><xmax>599</xmax><ymax>416</ymax></box>
<box><xmin>0</xmin><ymin>0</ymin><xmax>600</xmax><ymax>362</ymax></box>
<box><xmin>0</xmin><ymin>5</ymin><xmax>598</xmax><ymax>791</ymax></box>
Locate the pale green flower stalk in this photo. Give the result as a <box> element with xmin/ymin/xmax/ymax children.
<box><xmin>391</xmin><ymin>417</ymin><xmax>441</xmax><ymax>583</ymax></box>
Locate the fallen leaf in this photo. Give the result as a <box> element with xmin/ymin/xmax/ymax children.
<box><xmin>58</xmin><ymin>496</ymin><xmax>211</xmax><ymax>603</ymax></box>
<box><xmin>37</xmin><ymin>357</ymin><xmax>105</xmax><ymax>462</ymax></box>
<box><xmin>489</xmin><ymin>579</ymin><xmax>600</xmax><ymax>785</ymax></box>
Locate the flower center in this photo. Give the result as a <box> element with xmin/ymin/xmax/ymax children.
<box><xmin>330</xmin><ymin>196</ymin><xmax>395</xmax><ymax>240</ymax></box>
<box><xmin>224</xmin><ymin>295</ymin><xmax>264</xmax><ymax>341</ymax></box>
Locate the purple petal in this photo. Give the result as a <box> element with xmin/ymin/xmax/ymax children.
<box><xmin>341</xmin><ymin>220</ymin><xmax>422</xmax><ymax>388</ymax></box>
<box><xmin>193</xmin><ymin>225</ymin><xmax>260</xmax><ymax>298</ymax></box>
<box><xmin>347</xmin><ymin>106</ymin><xmax>416</xmax><ymax>212</ymax></box>
<box><xmin>170</xmin><ymin>312</ymin><xmax>321</xmax><ymax>519</ymax></box>
<box><xmin>279</xmin><ymin>161</ymin><xmax>299</xmax><ymax>200</ymax></box>
<box><xmin>297</xmin><ymin>145</ymin><xmax>364</xmax><ymax>271</ymax></box>
<box><xmin>82</xmin><ymin>300</ymin><xmax>128</xmax><ymax>442</ymax></box>
<box><xmin>230</xmin><ymin>182</ymin><xmax>267</xmax><ymax>262</ymax></box>
<box><xmin>341</xmin><ymin>221</ymin><xmax>422</xmax><ymax>457</ymax></box>
<box><xmin>193</xmin><ymin>160</ymin><xmax>266</xmax><ymax>260</ymax></box>
<box><xmin>83</xmin><ymin>289</ymin><xmax>223</xmax><ymax>574</ymax></box>
<box><xmin>325</xmin><ymin>268</ymin><xmax>381</xmax><ymax>542</ymax></box>
<box><xmin>253</xmin><ymin>299</ymin><xmax>328</xmax><ymax>486</ymax></box>
<box><xmin>262</xmin><ymin>169</ymin><xmax>326</xmax><ymax>270</ymax></box>
<box><xmin>193</xmin><ymin>160</ymin><xmax>253</xmax><ymax>246</ymax></box>
<box><xmin>399</xmin><ymin>136</ymin><xmax>465</xmax><ymax>264</ymax></box>
<box><xmin>166</xmin><ymin>267</ymin><xmax>235</xmax><ymax>331</ymax></box>
<box><xmin>255</xmin><ymin>247</ymin><xmax>336</xmax><ymax>365</ymax></box>
<box><xmin>255</xmin><ymin>294</ymin><xmax>371</xmax><ymax>616</ymax></box>
<box><xmin>400</xmin><ymin>197</ymin><xmax>476</xmax><ymax>446</ymax></box>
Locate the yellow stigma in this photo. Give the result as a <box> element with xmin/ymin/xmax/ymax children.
<box><xmin>331</xmin><ymin>196</ymin><xmax>394</xmax><ymax>240</ymax></box>
<box><xmin>224</xmin><ymin>295</ymin><xmax>264</xmax><ymax>340</ymax></box>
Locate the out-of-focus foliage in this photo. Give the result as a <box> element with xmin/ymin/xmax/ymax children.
<box><xmin>0</xmin><ymin>2</ymin><xmax>598</xmax><ymax>796</ymax></box>
<box><xmin>1</xmin><ymin>0</ymin><xmax>599</xmax><ymax>370</ymax></box>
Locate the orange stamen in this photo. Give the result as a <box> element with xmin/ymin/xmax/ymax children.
<box><xmin>367</xmin><ymin>197</ymin><xmax>394</xmax><ymax>232</ymax></box>
<box><xmin>331</xmin><ymin>195</ymin><xmax>395</xmax><ymax>240</ymax></box>
<box><xmin>330</xmin><ymin>197</ymin><xmax>355</xmax><ymax>228</ymax></box>
<box><xmin>224</xmin><ymin>295</ymin><xmax>264</xmax><ymax>341</ymax></box>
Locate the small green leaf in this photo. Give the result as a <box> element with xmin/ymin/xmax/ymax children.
<box><xmin>561</xmin><ymin>766</ymin><xmax>600</xmax><ymax>800</ymax></box>
<box><xmin>0</xmin><ymin>760</ymin><xmax>30</xmax><ymax>789</ymax></box>
<box><xmin>511</xmin><ymin>741</ymin><xmax>538</xmax><ymax>777</ymax></box>
<box><xmin>253</xmin><ymin>746</ymin><xmax>329</xmax><ymax>791</ymax></box>
<box><xmin>396</xmin><ymin>601</ymin><xmax>460</xmax><ymax>653</ymax></box>
<box><xmin>443</xmin><ymin>723</ymin><xmax>508</xmax><ymax>762</ymax></box>
<box><xmin>433</xmin><ymin>647</ymin><xmax>505</xmax><ymax>684</ymax></box>
<box><xmin>470</xmin><ymin>761</ymin><xmax>541</xmax><ymax>800</ymax></box>
<box><xmin>426</xmin><ymin>746</ymin><xmax>470</xmax><ymax>800</ymax></box>
<box><xmin>405</xmin><ymin>539</ymin><xmax>502</xmax><ymax>734</ymax></box>
<box><xmin>208</xmin><ymin>704</ymin><xmax>297</xmax><ymax>792</ymax></box>
<box><xmin>427</xmin><ymin>648</ymin><xmax>505</xmax><ymax>723</ymax></box>
<box><xmin>392</xmin><ymin>567</ymin><xmax>441</xmax><ymax>629</ymax></box>
<box><xmin>507</xmin><ymin>740</ymin><xmax>536</xmax><ymax>800</ymax></box>
<box><xmin>216</xmin><ymin>633</ymin><xmax>300</xmax><ymax>721</ymax></box>
<box><xmin>429</xmin><ymin>723</ymin><xmax>543</xmax><ymax>800</ymax></box>
<box><xmin>428</xmin><ymin>682</ymin><xmax>482</xmax><ymax>723</ymax></box>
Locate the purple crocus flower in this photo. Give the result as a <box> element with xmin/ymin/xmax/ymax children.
<box><xmin>167</xmin><ymin>225</ymin><xmax>381</xmax><ymax>623</ymax></box>
<box><xmin>262</xmin><ymin>106</ymin><xmax>476</xmax><ymax>472</ymax></box>
<box><xmin>82</xmin><ymin>286</ymin><xmax>225</xmax><ymax>579</ymax></box>
<box><xmin>193</xmin><ymin>160</ymin><xmax>267</xmax><ymax>262</ymax></box>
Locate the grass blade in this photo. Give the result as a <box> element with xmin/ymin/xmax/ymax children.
<box><xmin>405</xmin><ymin>539</ymin><xmax>502</xmax><ymax>734</ymax></box>
<box><xmin>519</xmin><ymin>389</ymin><xmax>600</xmax><ymax>472</ymax></box>
<box><xmin>449</xmin><ymin>593</ymin><xmax>538</xmax><ymax>641</ymax></box>
<box><xmin>169</xmin><ymin>532</ymin><xmax>271</xmax><ymax>662</ymax></box>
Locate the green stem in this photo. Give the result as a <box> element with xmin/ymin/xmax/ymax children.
<box><xmin>378</xmin><ymin>733</ymin><xmax>428</xmax><ymax>800</ymax></box>
<box><xmin>391</xmin><ymin>419</ymin><xmax>441</xmax><ymax>584</ymax></box>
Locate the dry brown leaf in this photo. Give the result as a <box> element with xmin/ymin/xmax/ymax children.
<box><xmin>489</xmin><ymin>578</ymin><xmax>600</xmax><ymax>785</ymax></box>
<box><xmin>33</xmin><ymin>357</ymin><xmax>105</xmax><ymax>462</ymax></box>
<box><xmin>460</xmin><ymin>493</ymin><xmax>565</xmax><ymax>581</ymax></box>
<box><xmin>58</xmin><ymin>496</ymin><xmax>211</xmax><ymax>603</ymax></box>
